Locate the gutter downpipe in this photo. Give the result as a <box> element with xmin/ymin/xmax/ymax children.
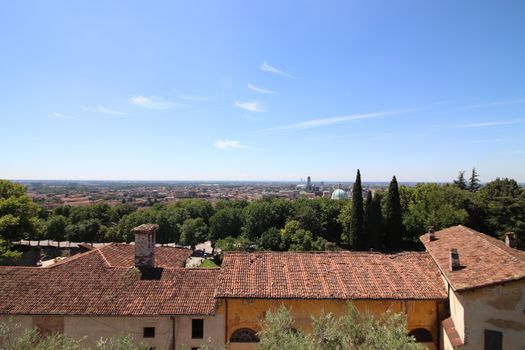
<box><xmin>171</xmin><ymin>316</ymin><xmax>176</xmax><ymax>350</ymax></box>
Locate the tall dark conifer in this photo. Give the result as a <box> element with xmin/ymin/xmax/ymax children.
<box><xmin>453</xmin><ymin>171</ymin><xmax>467</xmax><ymax>190</ymax></box>
<box><xmin>363</xmin><ymin>191</ymin><xmax>372</xmax><ymax>250</ymax></box>
<box><xmin>468</xmin><ymin>168</ymin><xmax>481</xmax><ymax>192</ymax></box>
<box><xmin>350</xmin><ymin>169</ymin><xmax>364</xmax><ymax>250</ymax></box>
<box><xmin>364</xmin><ymin>191</ymin><xmax>384</xmax><ymax>251</ymax></box>
<box><xmin>384</xmin><ymin>175</ymin><xmax>404</xmax><ymax>251</ymax></box>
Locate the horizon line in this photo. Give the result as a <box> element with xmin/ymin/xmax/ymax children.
<box><xmin>7</xmin><ymin>178</ymin><xmax>509</xmax><ymax>185</ymax></box>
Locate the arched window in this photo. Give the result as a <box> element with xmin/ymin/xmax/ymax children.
<box><xmin>230</xmin><ymin>328</ymin><xmax>260</xmax><ymax>343</ymax></box>
<box><xmin>408</xmin><ymin>328</ymin><xmax>433</xmax><ymax>342</ymax></box>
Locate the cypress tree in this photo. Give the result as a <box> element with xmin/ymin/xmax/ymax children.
<box><xmin>468</xmin><ymin>167</ymin><xmax>481</xmax><ymax>192</ymax></box>
<box><xmin>384</xmin><ymin>176</ymin><xmax>404</xmax><ymax>251</ymax></box>
<box><xmin>364</xmin><ymin>191</ymin><xmax>384</xmax><ymax>251</ymax></box>
<box><xmin>363</xmin><ymin>191</ymin><xmax>372</xmax><ymax>250</ymax></box>
<box><xmin>350</xmin><ymin>169</ymin><xmax>365</xmax><ymax>250</ymax></box>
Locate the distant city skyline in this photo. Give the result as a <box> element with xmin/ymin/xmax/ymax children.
<box><xmin>1</xmin><ymin>1</ymin><xmax>524</xmax><ymax>182</ymax></box>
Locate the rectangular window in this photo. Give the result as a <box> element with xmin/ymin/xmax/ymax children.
<box><xmin>484</xmin><ymin>329</ymin><xmax>502</xmax><ymax>350</ymax></box>
<box><xmin>191</xmin><ymin>319</ymin><xmax>204</xmax><ymax>339</ymax></box>
<box><xmin>191</xmin><ymin>348</ymin><xmax>199</xmax><ymax>350</ymax></box>
<box><xmin>143</xmin><ymin>327</ymin><xmax>155</xmax><ymax>338</ymax></box>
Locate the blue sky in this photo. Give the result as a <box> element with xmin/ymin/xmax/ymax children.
<box><xmin>1</xmin><ymin>1</ymin><xmax>524</xmax><ymax>182</ymax></box>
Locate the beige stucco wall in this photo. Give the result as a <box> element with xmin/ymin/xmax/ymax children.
<box><xmin>0</xmin><ymin>315</ymin><xmax>33</xmax><ymax>344</ymax></box>
<box><xmin>65</xmin><ymin>316</ymin><xmax>172</xmax><ymax>348</ymax></box>
<box><xmin>449</xmin><ymin>288</ymin><xmax>465</xmax><ymax>343</ymax></box>
<box><xmin>450</xmin><ymin>279</ymin><xmax>525</xmax><ymax>350</ymax></box>
<box><xmin>442</xmin><ymin>326</ymin><xmax>454</xmax><ymax>350</ymax></box>
<box><xmin>174</xmin><ymin>315</ymin><xmax>225</xmax><ymax>350</ymax></box>
<box><xmin>1</xmin><ymin>314</ymin><xmax>225</xmax><ymax>350</ymax></box>
<box><xmin>222</xmin><ymin>298</ymin><xmax>440</xmax><ymax>350</ymax></box>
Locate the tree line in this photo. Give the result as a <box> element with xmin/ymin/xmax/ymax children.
<box><xmin>1</xmin><ymin>171</ymin><xmax>524</xmax><ymax>262</ymax></box>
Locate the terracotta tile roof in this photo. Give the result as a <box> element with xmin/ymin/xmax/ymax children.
<box><xmin>216</xmin><ymin>251</ymin><xmax>447</xmax><ymax>300</ymax></box>
<box><xmin>442</xmin><ymin>317</ymin><xmax>464</xmax><ymax>347</ymax></box>
<box><xmin>0</xmin><ymin>244</ymin><xmax>217</xmax><ymax>316</ymax></box>
<box><xmin>46</xmin><ymin>244</ymin><xmax>191</xmax><ymax>270</ymax></box>
<box><xmin>420</xmin><ymin>225</ymin><xmax>525</xmax><ymax>291</ymax></box>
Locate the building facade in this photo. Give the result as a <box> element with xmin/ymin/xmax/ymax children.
<box><xmin>1</xmin><ymin>225</ymin><xmax>524</xmax><ymax>349</ymax></box>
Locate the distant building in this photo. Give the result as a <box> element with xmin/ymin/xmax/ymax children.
<box><xmin>331</xmin><ymin>188</ymin><xmax>348</xmax><ymax>200</ymax></box>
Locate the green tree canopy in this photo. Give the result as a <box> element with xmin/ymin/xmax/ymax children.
<box><xmin>403</xmin><ymin>184</ymin><xmax>469</xmax><ymax>240</ymax></box>
<box><xmin>180</xmin><ymin>217</ymin><xmax>208</xmax><ymax>249</ymax></box>
<box><xmin>242</xmin><ymin>201</ymin><xmax>280</xmax><ymax>241</ymax></box>
<box><xmin>479</xmin><ymin>178</ymin><xmax>525</xmax><ymax>247</ymax></box>
<box><xmin>0</xmin><ymin>180</ymin><xmax>40</xmax><ymax>243</ymax></box>
<box><xmin>209</xmin><ymin>207</ymin><xmax>243</xmax><ymax>243</ymax></box>
<box><xmin>258</xmin><ymin>227</ymin><xmax>282</xmax><ymax>251</ymax></box>
<box><xmin>46</xmin><ymin>215</ymin><xmax>69</xmax><ymax>245</ymax></box>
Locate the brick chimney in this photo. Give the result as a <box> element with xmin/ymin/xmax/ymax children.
<box><xmin>505</xmin><ymin>232</ymin><xmax>517</xmax><ymax>249</ymax></box>
<box><xmin>428</xmin><ymin>227</ymin><xmax>436</xmax><ymax>242</ymax></box>
<box><xmin>450</xmin><ymin>248</ymin><xmax>460</xmax><ymax>271</ymax></box>
<box><xmin>131</xmin><ymin>224</ymin><xmax>158</xmax><ymax>268</ymax></box>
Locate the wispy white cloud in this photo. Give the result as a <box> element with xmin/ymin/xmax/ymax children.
<box><xmin>129</xmin><ymin>95</ymin><xmax>178</xmax><ymax>110</ymax></box>
<box><xmin>260</xmin><ymin>61</ymin><xmax>294</xmax><ymax>78</ymax></box>
<box><xmin>455</xmin><ymin>120</ymin><xmax>522</xmax><ymax>128</ymax></box>
<box><xmin>173</xmin><ymin>90</ymin><xmax>214</xmax><ymax>103</ymax></box>
<box><xmin>248</xmin><ymin>83</ymin><xmax>276</xmax><ymax>94</ymax></box>
<box><xmin>235</xmin><ymin>101</ymin><xmax>266</xmax><ymax>112</ymax></box>
<box><xmin>214</xmin><ymin>139</ymin><xmax>247</xmax><ymax>150</ymax></box>
<box><xmin>470</xmin><ymin>98</ymin><xmax>525</xmax><ymax>108</ymax></box>
<box><xmin>259</xmin><ymin>109</ymin><xmax>410</xmax><ymax>134</ymax></box>
<box><xmin>49</xmin><ymin>112</ymin><xmax>65</xmax><ymax>120</ymax></box>
<box><xmin>49</xmin><ymin>112</ymin><xmax>78</xmax><ymax>120</ymax></box>
<box><xmin>471</xmin><ymin>138</ymin><xmax>507</xmax><ymax>143</ymax></box>
<box><xmin>84</xmin><ymin>105</ymin><xmax>126</xmax><ymax>116</ymax></box>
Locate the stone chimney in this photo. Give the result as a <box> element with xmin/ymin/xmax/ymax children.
<box><xmin>505</xmin><ymin>232</ymin><xmax>517</xmax><ymax>249</ymax></box>
<box><xmin>449</xmin><ymin>248</ymin><xmax>460</xmax><ymax>271</ymax></box>
<box><xmin>428</xmin><ymin>227</ymin><xmax>436</xmax><ymax>242</ymax></box>
<box><xmin>132</xmin><ymin>224</ymin><xmax>158</xmax><ymax>268</ymax></box>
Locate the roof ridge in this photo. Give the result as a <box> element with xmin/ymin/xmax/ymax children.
<box><xmin>224</xmin><ymin>251</ymin><xmax>427</xmax><ymax>256</ymax></box>
<box><xmin>47</xmin><ymin>244</ymin><xmax>111</xmax><ymax>268</ymax></box>
<box><xmin>421</xmin><ymin>225</ymin><xmax>525</xmax><ymax>291</ymax></box>
<box><xmin>466</xmin><ymin>227</ymin><xmax>525</xmax><ymax>262</ymax></box>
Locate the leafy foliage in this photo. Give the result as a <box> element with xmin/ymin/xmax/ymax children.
<box><xmin>0</xmin><ymin>319</ymin><xmax>154</xmax><ymax>350</ymax></box>
<box><xmin>209</xmin><ymin>207</ymin><xmax>243</xmax><ymax>242</ymax></box>
<box><xmin>2</xmin><ymin>171</ymin><xmax>524</xmax><ymax>255</ymax></box>
<box><xmin>180</xmin><ymin>218</ymin><xmax>208</xmax><ymax>248</ymax></box>
<box><xmin>0</xmin><ymin>180</ymin><xmax>40</xmax><ymax>262</ymax></box>
<box><xmin>256</xmin><ymin>304</ymin><xmax>424</xmax><ymax>350</ymax></box>
<box><xmin>403</xmin><ymin>184</ymin><xmax>469</xmax><ymax>240</ymax></box>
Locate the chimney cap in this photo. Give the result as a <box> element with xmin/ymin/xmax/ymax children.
<box><xmin>450</xmin><ymin>247</ymin><xmax>461</xmax><ymax>271</ymax></box>
<box><xmin>505</xmin><ymin>232</ymin><xmax>517</xmax><ymax>248</ymax></box>
<box><xmin>428</xmin><ymin>226</ymin><xmax>436</xmax><ymax>241</ymax></box>
<box><xmin>132</xmin><ymin>224</ymin><xmax>159</xmax><ymax>234</ymax></box>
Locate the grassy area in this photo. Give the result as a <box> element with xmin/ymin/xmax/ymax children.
<box><xmin>199</xmin><ymin>258</ymin><xmax>219</xmax><ymax>268</ymax></box>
